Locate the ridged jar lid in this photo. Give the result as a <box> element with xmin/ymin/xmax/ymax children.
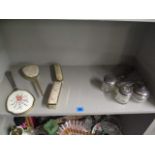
<box><xmin>119</xmin><ymin>85</ymin><xmax>132</xmax><ymax>96</ymax></box>
<box><xmin>104</xmin><ymin>74</ymin><xmax>116</xmax><ymax>86</ymax></box>
<box><xmin>134</xmin><ymin>86</ymin><xmax>149</xmax><ymax>97</ymax></box>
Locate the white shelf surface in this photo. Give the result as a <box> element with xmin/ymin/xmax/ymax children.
<box><xmin>0</xmin><ymin>66</ymin><xmax>155</xmax><ymax>116</ymax></box>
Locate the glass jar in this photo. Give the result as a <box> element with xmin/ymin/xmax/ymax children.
<box><xmin>101</xmin><ymin>74</ymin><xmax>116</xmax><ymax>93</ymax></box>
<box><xmin>132</xmin><ymin>85</ymin><xmax>149</xmax><ymax>103</ymax></box>
<box><xmin>115</xmin><ymin>85</ymin><xmax>132</xmax><ymax>104</ymax></box>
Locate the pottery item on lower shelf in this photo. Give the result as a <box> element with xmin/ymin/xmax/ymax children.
<box><xmin>57</xmin><ymin>120</ymin><xmax>90</xmax><ymax>135</ymax></box>
<box><xmin>43</xmin><ymin>119</ymin><xmax>59</xmax><ymax>135</ymax></box>
<box><xmin>56</xmin><ymin>116</ymin><xmax>85</xmax><ymax>124</ymax></box>
<box><xmin>83</xmin><ymin>116</ymin><xmax>94</xmax><ymax>132</ymax></box>
<box><xmin>92</xmin><ymin>120</ymin><xmax>122</xmax><ymax>135</ymax></box>
<box><xmin>93</xmin><ymin>115</ymin><xmax>103</xmax><ymax>123</ymax></box>
<box><xmin>9</xmin><ymin>126</ymin><xmax>34</xmax><ymax>135</ymax></box>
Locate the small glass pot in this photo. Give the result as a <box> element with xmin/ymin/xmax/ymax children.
<box><xmin>115</xmin><ymin>85</ymin><xmax>132</xmax><ymax>104</ymax></box>
<box><xmin>132</xmin><ymin>85</ymin><xmax>149</xmax><ymax>103</ymax></box>
<box><xmin>101</xmin><ymin>74</ymin><xmax>116</xmax><ymax>93</ymax></box>
<box><xmin>10</xmin><ymin>126</ymin><xmax>25</xmax><ymax>135</ymax></box>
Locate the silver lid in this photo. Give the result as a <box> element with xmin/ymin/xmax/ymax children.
<box><xmin>134</xmin><ymin>86</ymin><xmax>149</xmax><ymax>97</ymax></box>
<box><xmin>116</xmin><ymin>80</ymin><xmax>134</xmax><ymax>88</ymax></box>
<box><xmin>119</xmin><ymin>85</ymin><xmax>132</xmax><ymax>96</ymax></box>
<box><xmin>104</xmin><ymin>74</ymin><xmax>116</xmax><ymax>86</ymax></box>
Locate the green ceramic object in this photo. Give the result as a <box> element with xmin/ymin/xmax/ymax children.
<box><xmin>43</xmin><ymin>119</ymin><xmax>59</xmax><ymax>135</ymax></box>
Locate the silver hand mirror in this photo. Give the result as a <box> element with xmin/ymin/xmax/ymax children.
<box><xmin>22</xmin><ymin>65</ymin><xmax>43</xmax><ymax>96</ymax></box>
<box><xmin>5</xmin><ymin>71</ymin><xmax>34</xmax><ymax>115</ymax></box>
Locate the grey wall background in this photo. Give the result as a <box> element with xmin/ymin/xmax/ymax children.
<box><xmin>0</xmin><ymin>29</ymin><xmax>10</xmax><ymax>82</ymax></box>
<box><xmin>0</xmin><ymin>20</ymin><xmax>154</xmax><ymax>94</ymax></box>
<box><xmin>136</xmin><ymin>24</ymin><xmax>155</xmax><ymax>97</ymax></box>
<box><xmin>0</xmin><ymin>20</ymin><xmax>147</xmax><ymax>66</ymax></box>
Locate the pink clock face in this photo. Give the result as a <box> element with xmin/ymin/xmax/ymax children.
<box><xmin>7</xmin><ymin>90</ymin><xmax>34</xmax><ymax>115</ymax></box>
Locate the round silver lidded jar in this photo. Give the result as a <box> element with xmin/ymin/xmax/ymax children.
<box><xmin>101</xmin><ymin>74</ymin><xmax>116</xmax><ymax>93</ymax></box>
<box><xmin>132</xmin><ymin>85</ymin><xmax>150</xmax><ymax>103</ymax></box>
<box><xmin>115</xmin><ymin>84</ymin><xmax>132</xmax><ymax>104</ymax></box>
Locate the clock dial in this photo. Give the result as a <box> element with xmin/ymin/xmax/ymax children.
<box><xmin>7</xmin><ymin>90</ymin><xmax>34</xmax><ymax>115</ymax></box>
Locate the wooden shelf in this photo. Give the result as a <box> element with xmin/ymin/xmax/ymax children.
<box><xmin>0</xmin><ymin>65</ymin><xmax>155</xmax><ymax>116</ymax></box>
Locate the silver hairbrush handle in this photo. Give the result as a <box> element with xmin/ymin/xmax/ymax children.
<box><xmin>5</xmin><ymin>71</ymin><xmax>18</xmax><ymax>90</ymax></box>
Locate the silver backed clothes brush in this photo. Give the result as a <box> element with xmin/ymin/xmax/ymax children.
<box><xmin>47</xmin><ymin>64</ymin><xmax>63</xmax><ymax>109</ymax></box>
